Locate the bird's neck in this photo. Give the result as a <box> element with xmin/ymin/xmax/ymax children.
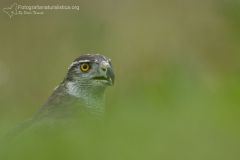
<box><xmin>65</xmin><ymin>81</ymin><xmax>106</xmax><ymax>115</ymax></box>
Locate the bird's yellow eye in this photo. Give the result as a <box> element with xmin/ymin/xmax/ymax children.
<box><xmin>80</xmin><ymin>63</ymin><xmax>90</xmax><ymax>72</ymax></box>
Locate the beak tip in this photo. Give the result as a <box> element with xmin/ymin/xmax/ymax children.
<box><xmin>106</xmin><ymin>68</ymin><xmax>115</xmax><ymax>86</ymax></box>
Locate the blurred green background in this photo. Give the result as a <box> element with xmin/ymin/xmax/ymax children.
<box><xmin>0</xmin><ymin>0</ymin><xmax>240</xmax><ymax>159</ymax></box>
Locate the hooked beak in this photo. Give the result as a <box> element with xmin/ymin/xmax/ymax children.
<box><xmin>92</xmin><ymin>61</ymin><xmax>115</xmax><ymax>86</ymax></box>
<box><xmin>106</xmin><ymin>67</ymin><xmax>115</xmax><ymax>85</ymax></box>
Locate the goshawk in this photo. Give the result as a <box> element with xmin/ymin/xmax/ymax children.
<box><xmin>34</xmin><ymin>54</ymin><xmax>115</xmax><ymax>121</ymax></box>
<box><xmin>7</xmin><ymin>54</ymin><xmax>114</xmax><ymax>137</ymax></box>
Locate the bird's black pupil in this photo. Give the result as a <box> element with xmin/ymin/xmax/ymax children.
<box><xmin>83</xmin><ymin>64</ymin><xmax>87</xmax><ymax>69</ymax></box>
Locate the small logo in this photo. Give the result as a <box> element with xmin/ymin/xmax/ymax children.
<box><xmin>3</xmin><ymin>3</ymin><xmax>80</xmax><ymax>19</ymax></box>
<box><xmin>2</xmin><ymin>3</ymin><xmax>18</xmax><ymax>18</ymax></box>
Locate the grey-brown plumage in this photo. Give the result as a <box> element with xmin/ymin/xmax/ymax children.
<box><xmin>35</xmin><ymin>54</ymin><xmax>114</xmax><ymax>120</ymax></box>
<box><xmin>7</xmin><ymin>54</ymin><xmax>114</xmax><ymax>137</ymax></box>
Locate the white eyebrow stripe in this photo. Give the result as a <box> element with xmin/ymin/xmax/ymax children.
<box><xmin>77</xmin><ymin>60</ymin><xmax>91</xmax><ymax>63</ymax></box>
<box><xmin>68</xmin><ymin>61</ymin><xmax>79</xmax><ymax>70</ymax></box>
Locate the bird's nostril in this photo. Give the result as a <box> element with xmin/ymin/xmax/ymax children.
<box><xmin>102</xmin><ymin>68</ymin><xmax>107</xmax><ymax>72</ymax></box>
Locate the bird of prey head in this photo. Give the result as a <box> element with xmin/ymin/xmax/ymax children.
<box><xmin>35</xmin><ymin>54</ymin><xmax>115</xmax><ymax>120</ymax></box>
<box><xmin>66</xmin><ymin>54</ymin><xmax>114</xmax><ymax>93</ymax></box>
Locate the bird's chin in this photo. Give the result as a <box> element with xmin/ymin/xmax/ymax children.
<box><xmin>96</xmin><ymin>80</ymin><xmax>112</xmax><ymax>86</ymax></box>
<box><xmin>92</xmin><ymin>77</ymin><xmax>113</xmax><ymax>86</ymax></box>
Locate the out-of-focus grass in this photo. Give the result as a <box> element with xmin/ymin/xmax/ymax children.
<box><xmin>0</xmin><ymin>0</ymin><xmax>240</xmax><ymax>159</ymax></box>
